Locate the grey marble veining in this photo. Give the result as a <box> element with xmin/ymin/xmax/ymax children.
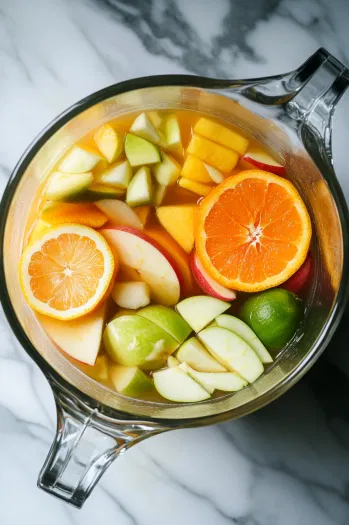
<box><xmin>0</xmin><ymin>0</ymin><xmax>349</xmax><ymax>524</ymax></box>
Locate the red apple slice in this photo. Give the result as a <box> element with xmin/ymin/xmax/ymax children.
<box><xmin>282</xmin><ymin>253</ymin><xmax>312</xmax><ymax>294</ymax></box>
<box><xmin>243</xmin><ymin>149</ymin><xmax>285</xmax><ymax>175</ymax></box>
<box><xmin>191</xmin><ymin>253</ymin><xmax>236</xmax><ymax>301</ymax></box>
<box><xmin>95</xmin><ymin>199</ymin><xmax>143</xmax><ymax>230</ymax></box>
<box><xmin>101</xmin><ymin>226</ymin><xmax>181</xmax><ymax>305</ymax></box>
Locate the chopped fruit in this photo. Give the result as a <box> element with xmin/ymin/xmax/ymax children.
<box><xmin>95</xmin><ymin>199</ymin><xmax>143</xmax><ymax>230</ymax></box>
<box><xmin>153</xmin><ymin>366</ymin><xmax>210</xmax><ymax>402</ymax></box>
<box><xmin>94</xmin><ymin>124</ymin><xmax>124</xmax><ymax>163</ymax></box>
<box><xmin>196</xmin><ymin>170</ymin><xmax>312</xmax><ymax>292</ymax></box>
<box><xmin>130</xmin><ymin>112</ymin><xmax>161</xmax><ymax>144</ymax></box>
<box><xmin>283</xmin><ymin>253</ymin><xmax>312</xmax><ymax>294</ymax></box>
<box><xmin>240</xmin><ymin>289</ymin><xmax>303</xmax><ymax>349</ymax></box>
<box><xmin>187</xmin><ymin>134</ymin><xmax>239</xmax><ymax>173</ymax></box>
<box><xmin>194</xmin><ymin>118</ymin><xmax>249</xmax><ymax>155</ymax></box>
<box><xmin>110</xmin><ymin>365</ymin><xmax>153</xmax><ymax>397</ymax></box>
<box><xmin>137</xmin><ymin>305</ymin><xmax>192</xmax><ymax>344</ymax></box>
<box><xmin>213</xmin><ymin>314</ymin><xmax>273</xmax><ymax>363</ymax></box>
<box><xmin>176</xmin><ymin>295</ymin><xmax>230</xmax><ymax>332</ymax></box>
<box><xmin>204</xmin><ymin>163</ymin><xmax>224</xmax><ymax>184</ymax></box>
<box><xmin>101</xmin><ymin>227</ymin><xmax>181</xmax><ymax>305</ymax></box>
<box><xmin>89</xmin><ymin>355</ymin><xmax>109</xmax><ymax>382</ymax></box>
<box><xmin>29</xmin><ymin>219</ymin><xmax>51</xmax><ymax>244</ymax></box>
<box><xmin>125</xmin><ymin>133</ymin><xmax>161</xmax><ymax>167</ymax></box>
<box><xmin>179</xmin><ymin>362</ymin><xmax>247</xmax><ymax>393</ymax></box>
<box><xmin>126</xmin><ymin>166</ymin><xmax>153</xmax><ymax>207</ymax></box>
<box><xmin>117</xmin><ymin>265</ymin><xmax>141</xmax><ymax>282</ymax></box>
<box><xmin>168</xmin><ymin>355</ymin><xmax>180</xmax><ymax>367</ymax></box>
<box><xmin>198</xmin><ymin>327</ymin><xmax>264</xmax><ymax>383</ymax></box>
<box><xmin>156</xmin><ymin>204</ymin><xmax>196</xmax><ymax>254</ymax></box>
<box><xmin>95</xmin><ymin>160</ymin><xmax>132</xmax><ymax>189</ymax></box>
<box><xmin>154</xmin><ymin>183</ymin><xmax>167</xmax><ymax>206</ymax></box>
<box><xmin>243</xmin><ymin>148</ymin><xmax>285</xmax><ymax>175</ymax></box>
<box><xmin>41</xmin><ymin>202</ymin><xmax>108</xmax><ymax>228</ymax></box>
<box><xmin>112</xmin><ymin>281</ymin><xmax>150</xmax><ymax>309</ymax></box>
<box><xmin>164</xmin><ymin>114</ymin><xmax>182</xmax><ymax>151</ymax></box>
<box><xmin>37</xmin><ymin>304</ymin><xmax>106</xmax><ymax>365</ymax></box>
<box><xmin>86</xmin><ymin>184</ymin><xmax>126</xmax><ymax>200</ymax></box>
<box><xmin>145</xmin><ymin>227</ymin><xmax>196</xmax><ymax>297</ymax></box>
<box><xmin>153</xmin><ymin>152</ymin><xmax>181</xmax><ymax>186</ymax></box>
<box><xmin>135</xmin><ymin>205</ymin><xmax>151</xmax><ymax>226</ymax></box>
<box><xmin>103</xmin><ymin>314</ymin><xmax>179</xmax><ymax>369</ymax></box>
<box><xmin>176</xmin><ymin>337</ymin><xmax>226</xmax><ymax>372</ymax></box>
<box><xmin>178</xmin><ymin>178</ymin><xmax>212</xmax><ymax>196</ymax></box>
<box><xmin>59</xmin><ymin>146</ymin><xmax>101</xmax><ymax>173</ymax></box>
<box><xmin>44</xmin><ymin>171</ymin><xmax>93</xmax><ymax>201</ymax></box>
<box><xmin>147</xmin><ymin>111</ymin><xmax>163</xmax><ymax>128</ymax></box>
<box><xmin>20</xmin><ymin>224</ymin><xmax>114</xmax><ymax>320</ymax></box>
<box><xmin>181</xmin><ymin>155</ymin><xmax>212</xmax><ymax>184</ymax></box>
<box><xmin>190</xmin><ymin>252</ymin><xmax>237</xmax><ymax>301</ymax></box>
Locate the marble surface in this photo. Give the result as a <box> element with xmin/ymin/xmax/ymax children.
<box><xmin>1</xmin><ymin>0</ymin><xmax>349</xmax><ymax>524</ymax></box>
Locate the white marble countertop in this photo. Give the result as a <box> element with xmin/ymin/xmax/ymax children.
<box><xmin>1</xmin><ymin>1</ymin><xmax>349</xmax><ymax>524</ymax></box>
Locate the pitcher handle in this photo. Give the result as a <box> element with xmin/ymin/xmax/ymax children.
<box><xmin>38</xmin><ymin>381</ymin><xmax>166</xmax><ymax>508</ymax></box>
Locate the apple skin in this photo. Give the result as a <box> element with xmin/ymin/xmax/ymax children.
<box><xmin>282</xmin><ymin>253</ymin><xmax>312</xmax><ymax>294</ymax></box>
<box><xmin>243</xmin><ymin>153</ymin><xmax>286</xmax><ymax>176</ymax></box>
<box><xmin>190</xmin><ymin>252</ymin><xmax>236</xmax><ymax>301</ymax></box>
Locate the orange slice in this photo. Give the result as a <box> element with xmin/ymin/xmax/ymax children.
<box><xmin>196</xmin><ymin>170</ymin><xmax>312</xmax><ymax>292</ymax></box>
<box><xmin>41</xmin><ymin>202</ymin><xmax>108</xmax><ymax>228</ymax></box>
<box><xmin>20</xmin><ymin>224</ymin><xmax>115</xmax><ymax>319</ymax></box>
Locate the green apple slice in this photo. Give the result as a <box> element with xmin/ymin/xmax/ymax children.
<box><xmin>125</xmin><ymin>133</ymin><xmax>161</xmax><ymax>167</ymax></box>
<box><xmin>198</xmin><ymin>327</ymin><xmax>264</xmax><ymax>383</ymax></box>
<box><xmin>204</xmin><ymin>163</ymin><xmax>224</xmax><ymax>184</ymax></box>
<box><xmin>130</xmin><ymin>112</ymin><xmax>161</xmax><ymax>144</ymax></box>
<box><xmin>214</xmin><ymin>315</ymin><xmax>273</xmax><ymax>364</ymax></box>
<box><xmin>154</xmin><ymin>183</ymin><xmax>167</xmax><ymax>206</ymax></box>
<box><xmin>137</xmin><ymin>305</ymin><xmax>192</xmax><ymax>343</ymax></box>
<box><xmin>147</xmin><ymin>111</ymin><xmax>163</xmax><ymax>128</ymax></box>
<box><xmin>167</xmin><ymin>355</ymin><xmax>180</xmax><ymax>368</ymax></box>
<box><xmin>112</xmin><ymin>281</ymin><xmax>150</xmax><ymax>309</ymax></box>
<box><xmin>110</xmin><ymin>365</ymin><xmax>153</xmax><ymax>397</ymax></box>
<box><xmin>44</xmin><ymin>171</ymin><xmax>93</xmax><ymax>201</ymax></box>
<box><xmin>153</xmin><ymin>152</ymin><xmax>181</xmax><ymax>186</ymax></box>
<box><xmin>176</xmin><ymin>295</ymin><xmax>230</xmax><ymax>333</ymax></box>
<box><xmin>85</xmin><ymin>184</ymin><xmax>126</xmax><ymax>200</ymax></box>
<box><xmin>153</xmin><ymin>366</ymin><xmax>210</xmax><ymax>402</ymax></box>
<box><xmin>165</xmin><ymin>114</ymin><xmax>182</xmax><ymax>150</ymax></box>
<box><xmin>103</xmin><ymin>314</ymin><xmax>179</xmax><ymax>369</ymax></box>
<box><xmin>176</xmin><ymin>337</ymin><xmax>226</xmax><ymax>372</ymax></box>
<box><xmin>179</xmin><ymin>362</ymin><xmax>247</xmax><ymax>393</ymax></box>
<box><xmin>95</xmin><ymin>160</ymin><xmax>132</xmax><ymax>189</ymax></box>
<box><xmin>126</xmin><ymin>166</ymin><xmax>153</xmax><ymax>207</ymax></box>
<box><xmin>59</xmin><ymin>146</ymin><xmax>102</xmax><ymax>173</ymax></box>
<box><xmin>94</xmin><ymin>125</ymin><xmax>124</xmax><ymax>163</ymax></box>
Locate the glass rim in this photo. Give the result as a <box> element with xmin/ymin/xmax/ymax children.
<box><xmin>1</xmin><ymin>75</ymin><xmax>349</xmax><ymax>425</ymax></box>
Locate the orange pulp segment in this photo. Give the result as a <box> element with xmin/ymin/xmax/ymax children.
<box><xmin>196</xmin><ymin>170</ymin><xmax>312</xmax><ymax>292</ymax></box>
<box><xmin>41</xmin><ymin>202</ymin><xmax>108</xmax><ymax>228</ymax></box>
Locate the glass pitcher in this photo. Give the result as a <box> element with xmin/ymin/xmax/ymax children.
<box><xmin>1</xmin><ymin>48</ymin><xmax>348</xmax><ymax>508</ymax></box>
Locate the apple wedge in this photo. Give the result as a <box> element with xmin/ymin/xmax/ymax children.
<box><xmin>95</xmin><ymin>199</ymin><xmax>143</xmax><ymax>229</ymax></box>
<box><xmin>110</xmin><ymin>365</ymin><xmax>153</xmax><ymax>397</ymax></box>
<box><xmin>38</xmin><ymin>304</ymin><xmax>105</xmax><ymax>365</ymax></box>
<box><xmin>94</xmin><ymin>124</ymin><xmax>124</xmax><ymax>163</ymax></box>
<box><xmin>243</xmin><ymin>149</ymin><xmax>285</xmax><ymax>175</ymax></box>
<box><xmin>153</xmin><ymin>366</ymin><xmax>210</xmax><ymax>402</ymax></box>
<box><xmin>168</xmin><ymin>355</ymin><xmax>180</xmax><ymax>368</ymax></box>
<box><xmin>125</xmin><ymin>133</ymin><xmax>161</xmax><ymax>167</ymax></box>
<box><xmin>213</xmin><ymin>314</ymin><xmax>273</xmax><ymax>364</ymax></box>
<box><xmin>176</xmin><ymin>295</ymin><xmax>230</xmax><ymax>332</ymax></box>
<box><xmin>154</xmin><ymin>183</ymin><xmax>167</xmax><ymax>206</ymax></box>
<box><xmin>147</xmin><ymin>111</ymin><xmax>163</xmax><ymax>129</ymax></box>
<box><xmin>101</xmin><ymin>226</ymin><xmax>181</xmax><ymax>305</ymax></box>
<box><xmin>126</xmin><ymin>166</ymin><xmax>153</xmax><ymax>207</ymax></box>
<box><xmin>86</xmin><ymin>184</ymin><xmax>126</xmax><ymax>200</ymax></box>
<box><xmin>44</xmin><ymin>171</ymin><xmax>93</xmax><ymax>201</ymax></box>
<box><xmin>89</xmin><ymin>355</ymin><xmax>109</xmax><ymax>382</ymax></box>
<box><xmin>137</xmin><ymin>305</ymin><xmax>191</xmax><ymax>344</ymax></box>
<box><xmin>95</xmin><ymin>160</ymin><xmax>132</xmax><ymax>189</ymax></box>
<box><xmin>179</xmin><ymin>362</ymin><xmax>247</xmax><ymax>393</ymax></box>
<box><xmin>198</xmin><ymin>327</ymin><xmax>264</xmax><ymax>383</ymax></box>
<box><xmin>104</xmin><ymin>314</ymin><xmax>179</xmax><ymax>369</ymax></box>
<box><xmin>59</xmin><ymin>146</ymin><xmax>102</xmax><ymax>173</ymax></box>
<box><xmin>176</xmin><ymin>337</ymin><xmax>226</xmax><ymax>372</ymax></box>
<box><xmin>204</xmin><ymin>163</ymin><xmax>224</xmax><ymax>184</ymax></box>
<box><xmin>282</xmin><ymin>253</ymin><xmax>312</xmax><ymax>294</ymax></box>
<box><xmin>153</xmin><ymin>152</ymin><xmax>181</xmax><ymax>186</ymax></box>
<box><xmin>190</xmin><ymin>253</ymin><xmax>236</xmax><ymax>301</ymax></box>
<box><xmin>130</xmin><ymin>112</ymin><xmax>161</xmax><ymax>144</ymax></box>
<box><xmin>164</xmin><ymin>114</ymin><xmax>182</xmax><ymax>151</ymax></box>
<box><xmin>112</xmin><ymin>281</ymin><xmax>150</xmax><ymax>309</ymax></box>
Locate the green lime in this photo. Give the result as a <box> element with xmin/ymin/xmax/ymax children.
<box><xmin>240</xmin><ymin>289</ymin><xmax>303</xmax><ymax>349</ymax></box>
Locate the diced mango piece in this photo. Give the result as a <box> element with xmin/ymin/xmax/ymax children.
<box><xmin>181</xmin><ymin>155</ymin><xmax>212</xmax><ymax>183</ymax></box>
<box><xmin>194</xmin><ymin>118</ymin><xmax>249</xmax><ymax>155</ymax></box>
<box><xmin>135</xmin><ymin>205</ymin><xmax>151</xmax><ymax>226</ymax></box>
<box><xmin>41</xmin><ymin>202</ymin><xmax>108</xmax><ymax>228</ymax></box>
<box><xmin>156</xmin><ymin>205</ymin><xmax>196</xmax><ymax>254</ymax></box>
<box><xmin>187</xmin><ymin>134</ymin><xmax>239</xmax><ymax>173</ymax></box>
<box><xmin>178</xmin><ymin>177</ymin><xmax>212</xmax><ymax>197</ymax></box>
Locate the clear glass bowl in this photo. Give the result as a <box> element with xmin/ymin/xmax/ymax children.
<box><xmin>1</xmin><ymin>48</ymin><xmax>348</xmax><ymax>507</ymax></box>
